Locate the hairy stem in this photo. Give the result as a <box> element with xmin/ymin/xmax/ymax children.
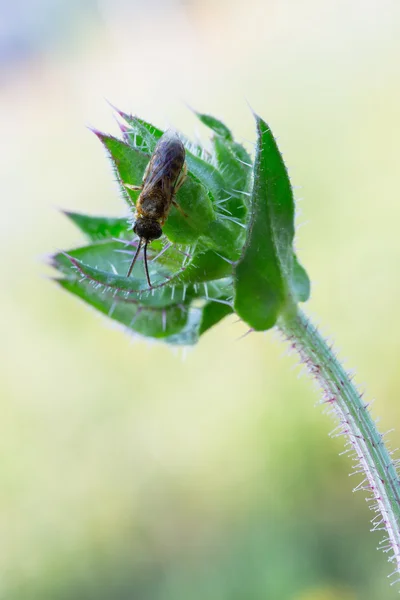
<box><xmin>279</xmin><ymin>307</ymin><xmax>400</xmax><ymax>581</ymax></box>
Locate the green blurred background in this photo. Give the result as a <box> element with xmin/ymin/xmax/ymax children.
<box><xmin>1</xmin><ymin>0</ymin><xmax>400</xmax><ymax>598</ymax></box>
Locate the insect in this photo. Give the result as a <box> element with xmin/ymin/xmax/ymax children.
<box><xmin>124</xmin><ymin>131</ymin><xmax>188</xmax><ymax>287</ymax></box>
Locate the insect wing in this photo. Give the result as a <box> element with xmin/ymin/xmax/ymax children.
<box><xmin>142</xmin><ymin>132</ymin><xmax>185</xmax><ymax>193</ymax></box>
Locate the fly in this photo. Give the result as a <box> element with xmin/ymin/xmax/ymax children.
<box><xmin>124</xmin><ymin>131</ymin><xmax>187</xmax><ymax>287</ymax></box>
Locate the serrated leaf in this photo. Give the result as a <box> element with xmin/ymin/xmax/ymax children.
<box><xmin>234</xmin><ymin>115</ymin><xmax>300</xmax><ymax>331</ymax></box>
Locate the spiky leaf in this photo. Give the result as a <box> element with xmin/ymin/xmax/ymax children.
<box><xmin>193</xmin><ymin>111</ymin><xmax>233</xmax><ymax>141</ymax></box>
<box><xmin>234</xmin><ymin>114</ymin><xmax>310</xmax><ymax>330</ymax></box>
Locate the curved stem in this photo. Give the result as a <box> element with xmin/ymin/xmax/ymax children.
<box><xmin>279</xmin><ymin>307</ymin><xmax>400</xmax><ymax>582</ymax></box>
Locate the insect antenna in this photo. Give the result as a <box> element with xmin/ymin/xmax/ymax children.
<box><xmin>126</xmin><ymin>239</ymin><xmax>143</xmax><ymax>278</ymax></box>
<box><xmin>143</xmin><ymin>241</ymin><xmax>152</xmax><ymax>287</ymax></box>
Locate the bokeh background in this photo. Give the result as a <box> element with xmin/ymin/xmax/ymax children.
<box><xmin>1</xmin><ymin>0</ymin><xmax>400</xmax><ymax>598</ymax></box>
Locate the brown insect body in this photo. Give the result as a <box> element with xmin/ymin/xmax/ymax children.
<box><xmin>125</xmin><ymin>131</ymin><xmax>187</xmax><ymax>286</ymax></box>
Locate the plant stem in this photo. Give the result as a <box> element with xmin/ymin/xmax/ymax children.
<box><xmin>279</xmin><ymin>307</ymin><xmax>400</xmax><ymax>581</ymax></box>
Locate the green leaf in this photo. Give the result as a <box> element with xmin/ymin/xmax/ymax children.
<box><xmin>162</xmin><ymin>306</ymin><xmax>203</xmax><ymax>345</ymax></box>
<box><xmin>229</xmin><ymin>140</ymin><xmax>253</xmax><ymax>170</ymax></box>
<box><xmin>64</xmin><ymin>212</ymin><xmax>130</xmax><ymax>242</ymax></box>
<box><xmin>234</xmin><ymin>114</ymin><xmax>301</xmax><ymax>331</ymax></box>
<box><xmin>116</xmin><ymin>108</ymin><xmax>210</xmax><ymax>163</ymax></box>
<box><xmin>52</xmin><ymin>241</ymin><xmax>194</xmax><ymax>303</ymax></box>
<box><xmin>179</xmin><ymin>250</ymin><xmax>233</xmax><ymax>284</ymax></box>
<box><xmin>185</xmin><ymin>150</ymin><xmax>229</xmax><ymax>205</ymax></box>
<box><xmin>54</xmin><ymin>244</ymin><xmax>233</xmax><ymax>345</ymax></box>
<box><xmin>211</xmin><ymin>136</ymin><xmax>250</xmax><ymax>219</ymax></box>
<box><xmin>58</xmin><ymin>251</ymin><xmax>227</xmax><ymax>298</ymax></box>
<box><xmin>93</xmin><ymin>131</ymin><xmax>148</xmax><ymax>206</ymax></box>
<box><xmin>57</xmin><ymin>277</ymin><xmax>190</xmax><ymax>340</ymax></box>
<box><xmin>165</xmin><ymin>177</ymin><xmax>216</xmax><ymax>245</ymax></box>
<box><xmin>158</xmin><ymin>297</ymin><xmax>233</xmax><ymax>345</ymax></box>
<box><xmin>199</xmin><ymin>300</ymin><xmax>233</xmax><ymax>335</ymax></box>
<box><xmin>191</xmin><ymin>110</ymin><xmax>251</xmax><ymax>222</ymax></box>
<box><xmin>213</xmin><ymin>137</ymin><xmax>249</xmax><ymax>190</ymax></box>
<box><xmin>113</xmin><ymin>111</ymin><xmax>161</xmax><ymax>153</ymax></box>
<box><xmin>53</xmin><ymin>241</ymin><xmax>134</xmax><ymax>277</ymax></box>
<box><xmin>62</xmin><ymin>211</ymin><xmax>242</xmax><ymax>279</ymax></box>
<box><xmin>52</xmin><ymin>234</ymin><xmax>234</xmax><ymax>302</ymax></box>
<box><xmin>193</xmin><ymin>111</ymin><xmax>233</xmax><ymax>141</ymax></box>
<box><xmin>201</xmin><ymin>218</ymin><xmax>245</xmax><ymax>260</ymax></box>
